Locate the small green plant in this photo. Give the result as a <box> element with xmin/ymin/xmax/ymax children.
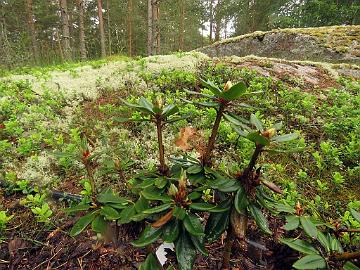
<box><xmin>31</xmin><ymin>203</ymin><xmax>53</xmax><ymax>223</ymax></box>
<box><xmin>281</xmin><ymin>204</ymin><xmax>360</xmax><ymax>270</ymax></box>
<box><xmin>0</xmin><ymin>211</ymin><xmax>13</xmax><ymax>231</ymax></box>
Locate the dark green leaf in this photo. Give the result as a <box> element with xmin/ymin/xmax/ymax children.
<box><xmin>162</xmin><ymin>219</ymin><xmax>180</xmax><ymax>243</ymax></box>
<box><xmin>235</xmin><ymin>186</ymin><xmax>248</xmax><ymax>214</ymax></box>
<box><xmin>293</xmin><ymin>255</ymin><xmax>326</xmax><ymax>269</ymax></box>
<box><xmin>64</xmin><ymin>204</ymin><xmax>90</xmax><ymax>214</ymax></box>
<box><xmin>100</xmin><ymin>206</ymin><xmax>121</xmax><ymax>220</ymax></box>
<box><xmin>134</xmin><ymin>196</ymin><xmax>150</xmax><ymax>213</ymax></box>
<box><xmin>248</xmin><ymin>204</ymin><xmax>272</xmax><ymax>234</ymax></box>
<box><xmin>173</xmin><ymin>207</ymin><xmax>187</xmax><ymax>220</ymax></box>
<box><xmin>97</xmin><ymin>189</ymin><xmax>128</xmax><ymax>205</ymax></box>
<box><xmin>190</xmin><ymin>234</ymin><xmax>208</xmax><ymax>256</ymax></box>
<box><xmin>143</xmin><ymin>203</ymin><xmax>172</xmax><ymax>214</ymax></box>
<box><xmin>141</xmin><ymin>187</ymin><xmax>172</xmax><ymax>202</ymax></box>
<box><xmin>189</xmin><ymin>203</ymin><xmax>216</xmax><ymax>211</ymax></box>
<box><xmin>162</xmin><ymin>104</ymin><xmax>179</xmax><ymax>117</ymax></box>
<box><xmin>205</xmin><ymin>198</ymin><xmax>231</xmax><ymax>242</ymax></box>
<box><xmin>317</xmin><ymin>232</ymin><xmax>330</xmax><ymax>252</ymax></box>
<box><xmin>91</xmin><ymin>215</ymin><xmax>107</xmax><ymax>234</ymax></box>
<box><xmin>300</xmin><ymin>216</ymin><xmax>318</xmax><ymax>238</ymax></box>
<box><xmin>132</xmin><ymin>226</ymin><xmax>162</xmax><ymax>247</ymax></box>
<box><xmin>280</xmin><ymin>238</ymin><xmax>319</xmax><ymax>255</ymax></box>
<box><xmin>118</xmin><ymin>205</ymin><xmax>136</xmax><ymax>224</ymax></box>
<box><xmin>155</xmin><ymin>177</ymin><xmax>168</xmax><ymax>189</ymax></box>
<box><xmin>139</xmin><ymin>253</ymin><xmax>161</xmax><ymax>270</ymax></box>
<box><xmin>187</xmin><ymin>165</ymin><xmax>203</xmax><ymax>174</ymax></box>
<box><xmin>175</xmin><ymin>228</ymin><xmax>197</xmax><ymax>270</ymax></box>
<box><xmin>250</xmin><ymin>114</ymin><xmax>264</xmax><ymax>132</ymax></box>
<box><xmin>70</xmin><ymin>211</ymin><xmax>97</xmax><ymax>237</ymax></box>
<box><xmin>188</xmin><ymin>191</ymin><xmax>202</xmax><ymax>200</ymax></box>
<box><xmin>221</xmin><ymin>81</ymin><xmax>247</xmax><ymax>101</ymax></box>
<box><xmin>344</xmin><ymin>262</ymin><xmax>360</xmax><ymax>270</ymax></box>
<box><xmin>247</xmin><ymin>132</ymin><xmax>269</xmax><ymax>146</ymax></box>
<box><xmin>284</xmin><ymin>215</ymin><xmax>300</xmax><ymax>231</ymax></box>
<box><xmin>183</xmin><ymin>213</ymin><xmax>204</xmax><ymax>236</ymax></box>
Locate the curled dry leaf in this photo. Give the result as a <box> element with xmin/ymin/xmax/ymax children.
<box><xmin>152</xmin><ymin>209</ymin><xmax>174</xmax><ymax>228</ymax></box>
<box><xmin>261</xmin><ymin>180</ymin><xmax>283</xmax><ymax>194</ymax></box>
<box><xmin>175</xmin><ymin>126</ymin><xmax>206</xmax><ymax>156</ymax></box>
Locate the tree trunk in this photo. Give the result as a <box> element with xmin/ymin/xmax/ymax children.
<box><xmin>178</xmin><ymin>0</ymin><xmax>185</xmax><ymax>51</ymax></box>
<box><xmin>76</xmin><ymin>0</ymin><xmax>87</xmax><ymax>60</ymax></box>
<box><xmin>59</xmin><ymin>0</ymin><xmax>71</xmax><ymax>61</ymax></box>
<box><xmin>215</xmin><ymin>0</ymin><xmax>222</xmax><ymax>42</ymax></box>
<box><xmin>97</xmin><ymin>0</ymin><xmax>106</xmax><ymax>58</ymax></box>
<box><xmin>152</xmin><ymin>0</ymin><xmax>160</xmax><ymax>54</ymax></box>
<box><xmin>127</xmin><ymin>0</ymin><xmax>133</xmax><ymax>56</ymax></box>
<box><xmin>209</xmin><ymin>0</ymin><xmax>214</xmax><ymax>43</ymax></box>
<box><xmin>106</xmin><ymin>0</ymin><xmax>112</xmax><ymax>55</ymax></box>
<box><xmin>147</xmin><ymin>0</ymin><xmax>153</xmax><ymax>55</ymax></box>
<box><xmin>25</xmin><ymin>0</ymin><xmax>39</xmax><ymax>63</ymax></box>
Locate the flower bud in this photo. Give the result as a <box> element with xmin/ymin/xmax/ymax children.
<box><xmin>262</xmin><ymin>128</ymin><xmax>276</xmax><ymax>138</ymax></box>
<box><xmin>224</xmin><ymin>81</ymin><xmax>233</xmax><ymax>92</ymax></box>
<box><xmin>155</xmin><ymin>96</ymin><xmax>164</xmax><ymax>109</ymax></box>
<box><xmin>168</xmin><ymin>184</ymin><xmax>178</xmax><ymax>196</ymax></box>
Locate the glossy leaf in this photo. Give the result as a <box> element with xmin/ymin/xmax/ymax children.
<box><xmin>175</xmin><ymin>229</ymin><xmax>197</xmax><ymax>270</ymax></box>
<box><xmin>188</xmin><ymin>191</ymin><xmax>202</xmax><ymax>200</ymax></box>
<box><xmin>162</xmin><ymin>219</ymin><xmax>180</xmax><ymax>243</ymax></box>
<box><xmin>280</xmin><ymin>238</ymin><xmax>319</xmax><ymax>255</ymax></box>
<box><xmin>100</xmin><ymin>206</ymin><xmax>121</xmax><ymax>220</ymax></box>
<box><xmin>132</xmin><ymin>226</ymin><xmax>162</xmax><ymax>247</ymax></box>
<box><xmin>143</xmin><ymin>203</ymin><xmax>172</xmax><ymax>214</ymax></box>
<box><xmin>317</xmin><ymin>232</ymin><xmax>330</xmax><ymax>252</ymax></box>
<box><xmin>64</xmin><ymin>204</ymin><xmax>90</xmax><ymax>214</ymax></box>
<box><xmin>187</xmin><ymin>165</ymin><xmax>203</xmax><ymax>174</ymax></box>
<box><xmin>247</xmin><ymin>132</ymin><xmax>269</xmax><ymax>146</ymax></box>
<box><xmin>205</xmin><ymin>199</ymin><xmax>232</xmax><ymax>242</ymax></box>
<box><xmin>139</xmin><ymin>253</ymin><xmax>161</xmax><ymax>270</ymax></box>
<box><xmin>70</xmin><ymin>211</ymin><xmax>97</xmax><ymax>237</ymax></box>
<box><xmin>162</xmin><ymin>104</ymin><xmax>178</xmax><ymax>117</ymax></box>
<box><xmin>235</xmin><ymin>186</ymin><xmax>248</xmax><ymax>214</ymax></box>
<box><xmin>97</xmin><ymin>189</ymin><xmax>128</xmax><ymax>205</ymax></box>
<box><xmin>221</xmin><ymin>81</ymin><xmax>247</xmax><ymax>101</ymax></box>
<box><xmin>344</xmin><ymin>262</ymin><xmax>360</xmax><ymax>270</ymax></box>
<box><xmin>190</xmin><ymin>234</ymin><xmax>208</xmax><ymax>256</ymax></box>
<box><xmin>183</xmin><ymin>213</ymin><xmax>204</xmax><ymax>236</ymax></box>
<box><xmin>141</xmin><ymin>187</ymin><xmax>172</xmax><ymax>202</ymax></box>
<box><xmin>189</xmin><ymin>203</ymin><xmax>216</xmax><ymax>211</ymax></box>
<box><xmin>91</xmin><ymin>215</ymin><xmax>107</xmax><ymax>234</ymax></box>
<box><xmin>248</xmin><ymin>204</ymin><xmax>272</xmax><ymax>234</ymax></box>
<box><xmin>284</xmin><ymin>215</ymin><xmax>300</xmax><ymax>231</ymax></box>
<box><xmin>293</xmin><ymin>255</ymin><xmax>326</xmax><ymax>269</ymax></box>
<box><xmin>173</xmin><ymin>207</ymin><xmax>186</xmax><ymax>220</ymax></box>
<box><xmin>300</xmin><ymin>216</ymin><xmax>318</xmax><ymax>238</ymax></box>
<box><xmin>118</xmin><ymin>205</ymin><xmax>137</xmax><ymax>224</ymax></box>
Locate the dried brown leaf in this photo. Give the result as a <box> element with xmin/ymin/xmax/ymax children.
<box><xmin>151</xmin><ymin>209</ymin><xmax>174</xmax><ymax>228</ymax></box>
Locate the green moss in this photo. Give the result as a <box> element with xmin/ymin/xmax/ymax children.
<box><xmin>202</xmin><ymin>25</ymin><xmax>360</xmax><ymax>57</ymax></box>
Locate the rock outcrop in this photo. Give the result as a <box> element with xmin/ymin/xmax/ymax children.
<box><xmin>198</xmin><ymin>26</ymin><xmax>360</xmax><ymax>64</ymax></box>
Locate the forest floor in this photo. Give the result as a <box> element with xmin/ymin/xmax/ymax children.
<box><xmin>0</xmin><ymin>50</ymin><xmax>359</xmax><ymax>269</ymax></box>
